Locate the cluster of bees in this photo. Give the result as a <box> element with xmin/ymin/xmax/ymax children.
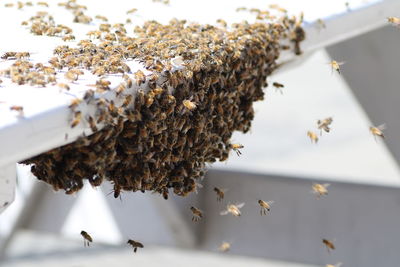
<box><xmin>0</xmin><ymin>56</ymin><xmax>59</xmax><ymax>87</ymax></box>
<box><xmin>22</xmin><ymin>11</ymin><xmax>74</xmax><ymax>40</ymax></box>
<box><xmin>19</xmin><ymin>4</ymin><xmax>305</xmax><ymax>199</ymax></box>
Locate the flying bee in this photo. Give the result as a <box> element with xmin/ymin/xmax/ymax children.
<box><xmin>213</xmin><ymin>187</ymin><xmax>227</xmax><ymax>202</ymax></box>
<box><xmin>87</xmin><ymin>116</ymin><xmax>98</xmax><ymax>132</ymax></box>
<box><xmin>312</xmin><ymin>183</ymin><xmax>330</xmax><ymax>198</ymax></box>
<box><xmin>307</xmin><ymin>131</ymin><xmax>318</xmax><ymax>144</ymax></box>
<box><xmin>127</xmin><ymin>239</ymin><xmax>143</xmax><ymax>253</ymax></box>
<box><xmin>328</xmin><ymin>60</ymin><xmax>345</xmax><ymax>74</ymax></box>
<box><xmin>258</xmin><ymin>200</ymin><xmax>274</xmax><ymax>215</ymax></box>
<box><xmin>317</xmin><ymin>117</ymin><xmax>333</xmax><ymax>134</ymax></box>
<box><xmin>218</xmin><ymin>241</ymin><xmax>231</xmax><ymax>252</ymax></box>
<box><xmin>10</xmin><ymin>105</ymin><xmax>24</xmax><ymax>116</ymax></box>
<box><xmin>69</xmin><ymin>98</ymin><xmax>82</xmax><ymax>109</ymax></box>
<box><xmin>190</xmin><ymin>206</ymin><xmax>203</xmax><ymax>222</ymax></box>
<box><xmin>388</xmin><ymin>17</ymin><xmax>400</xmax><ymax>27</ymax></box>
<box><xmin>326</xmin><ymin>263</ymin><xmax>342</xmax><ymax>267</ymax></box>
<box><xmin>322</xmin><ymin>239</ymin><xmax>335</xmax><ymax>253</ymax></box>
<box><xmin>220</xmin><ymin>203</ymin><xmax>245</xmax><ymax>217</ymax></box>
<box><xmin>272</xmin><ymin>82</ymin><xmax>284</xmax><ymax>94</ymax></box>
<box><xmin>231</xmin><ymin>143</ymin><xmax>244</xmax><ymax>156</ymax></box>
<box><xmin>370</xmin><ymin>124</ymin><xmax>385</xmax><ymax>140</ymax></box>
<box><xmin>80</xmin><ymin>231</ymin><xmax>93</xmax><ymax>247</ymax></box>
<box><xmin>71</xmin><ymin>111</ymin><xmax>82</xmax><ymax>128</ymax></box>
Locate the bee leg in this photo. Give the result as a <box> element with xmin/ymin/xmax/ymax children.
<box><xmin>134</xmin><ymin>247</ymin><xmax>137</xmax><ymax>253</ymax></box>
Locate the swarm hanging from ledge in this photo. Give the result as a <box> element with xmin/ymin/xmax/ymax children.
<box><xmin>22</xmin><ymin>17</ymin><xmax>305</xmax><ymax>198</ymax></box>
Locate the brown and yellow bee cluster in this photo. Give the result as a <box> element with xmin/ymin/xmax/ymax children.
<box><xmin>13</xmin><ymin>3</ymin><xmax>305</xmax><ymax>198</ymax></box>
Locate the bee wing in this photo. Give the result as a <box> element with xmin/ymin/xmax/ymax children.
<box><xmin>377</xmin><ymin>123</ymin><xmax>386</xmax><ymax>130</ymax></box>
<box><xmin>220</xmin><ymin>210</ymin><xmax>229</xmax><ymax>216</ymax></box>
<box><xmin>323</xmin><ymin>183</ymin><xmax>330</xmax><ymax>188</ymax></box>
<box><xmin>236</xmin><ymin>202</ymin><xmax>245</xmax><ymax>208</ymax></box>
<box><xmin>337</xmin><ymin>61</ymin><xmax>346</xmax><ymax>65</ymax></box>
<box><xmin>266</xmin><ymin>200</ymin><xmax>275</xmax><ymax>205</ymax></box>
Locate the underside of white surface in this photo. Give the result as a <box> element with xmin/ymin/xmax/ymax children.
<box><xmin>0</xmin><ymin>0</ymin><xmax>398</xmax><ymax>167</ymax></box>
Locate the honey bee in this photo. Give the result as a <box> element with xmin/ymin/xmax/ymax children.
<box><xmin>95</xmin><ymin>15</ymin><xmax>108</xmax><ymax>22</ymax></box>
<box><xmin>307</xmin><ymin>131</ymin><xmax>318</xmax><ymax>144</ymax></box>
<box><xmin>1</xmin><ymin>52</ymin><xmax>17</xmax><ymax>60</ymax></box>
<box><xmin>322</xmin><ymin>239</ymin><xmax>335</xmax><ymax>253</ymax></box>
<box><xmin>10</xmin><ymin>105</ymin><xmax>24</xmax><ymax>116</ymax></box>
<box><xmin>62</xmin><ymin>35</ymin><xmax>76</xmax><ymax>41</ymax></box>
<box><xmin>190</xmin><ymin>206</ymin><xmax>203</xmax><ymax>222</ymax></box>
<box><xmin>71</xmin><ymin>111</ymin><xmax>82</xmax><ymax>128</ymax></box>
<box><xmin>15</xmin><ymin>52</ymin><xmax>30</xmax><ymax>59</ymax></box>
<box><xmin>316</xmin><ymin>18</ymin><xmax>326</xmax><ymax>29</ymax></box>
<box><xmin>272</xmin><ymin>82</ymin><xmax>284</xmax><ymax>94</ymax></box>
<box><xmin>328</xmin><ymin>60</ymin><xmax>345</xmax><ymax>74</ymax></box>
<box><xmin>213</xmin><ymin>187</ymin><xmax>226</xmax><ymax>201</ymax></box>
<box><xmin>69</xmin><ymin>98</ymin><xmax>82</xmax><ymax>109</ymax></box>
<box><xmin>127</xmin><ymin>239</ymin><xmax>144</xmax><ymax>253</ymax></box>
<box><xmin>134</xmin><ymin>70</ymin><xmax>146</xmax><ymax>85</ymax></box>
<box><xmin>37</xmin><ymin>2</ymin><xmax>49</xmax><ymax>7</ymax></box>
<box><xmin>65</xmin><ymin>70</ymin><xmax>78</xmax><ymax>82</ymax></box>
<box><xmin>312</xmin><ymin>183</ymin><xmax>330</xmax><ymax>198</ymax></box>
<box><xmin>388</xmin><ymin>17</ymin><xmax>400</xmax><ymax>27</ymax></box>
<box><xmin>218</xmin><ymin>241</ymin><xmax>231</xmax><ymax>252</ymax></box>
<box><xmin>83</xmin><ymin>90</ymin><xmax>95</xmax><ymax>103</ymax></box>
<box><xmin>326</xmin><ymin>263</ymin><xmax>342</xmax><ymax>267</ymax></box>
<box><xmin>57</xmin><ymin>83</ymin><xmax>70</xmax><ymax>91</ymax></box>
<box><xmin>231</xmin><ymin>143</ymin><xmax>244</xmax><ymax>156</ymax></box>
<box><xmin>126</xmin><ymin>8</ymin><xmax>138</xmax><ymax>14</ymax></box>
<box><xmin>87</xmin><ymin>116</ymin><xmax>98</xmax><ymax>132</ymax></box>
<box><xmin>317</xmin><ymin>117</ymin><xmax>333</xmax><ymax>134</ymax></box>
<box><xmin>122</xmin><ymin>95</ymin><xmax>133</xmax><ymax>107</ymax></box>
<box><xmin>110</xmin><ymin>183</ymin><xmax>122</xmax><ymax>199</ymax></box>
<box><xmin>182</xmin><ymin>99</ymin><xmax>196</xmax><ymax>111</ymax></box>
<box><xmin>216</xmin><ymin>19</ymin><xmax>227</xmax><ymax>28</ymax></box>
<box><xmin>258</xmin><ymin>200</ymin><xmax>274</xmax><ymax>215</ymax></box>
<box><xmin>370</xmin><ymin>124</ymin><xmax>385</xmax><ymax>139</ymax></box>
<box><xmin>220</xmin><ymin>203</ymin><xmax>245</xmax><ymax>217</ymax></box>
<box><xmin>80</xmin><ymin>231</ymin><xmax>93</xmax><ymax>247</ymax></box>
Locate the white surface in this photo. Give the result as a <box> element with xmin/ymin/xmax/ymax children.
<box><xmin>0</xmin><ymin>0</ymin><xmax>397</xmax><ymax>167</ymax></box>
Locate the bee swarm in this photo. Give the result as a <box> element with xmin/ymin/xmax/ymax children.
<box><xmin>21</xmin><ymin>17</ymin><xmax>304</xmax><ymax>198</ymax></box>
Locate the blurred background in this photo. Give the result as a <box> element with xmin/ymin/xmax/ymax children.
<box><xmin>2</xmin><ymin>0</ymin><xmax>400</xmax><ymax>266</ymax></box>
